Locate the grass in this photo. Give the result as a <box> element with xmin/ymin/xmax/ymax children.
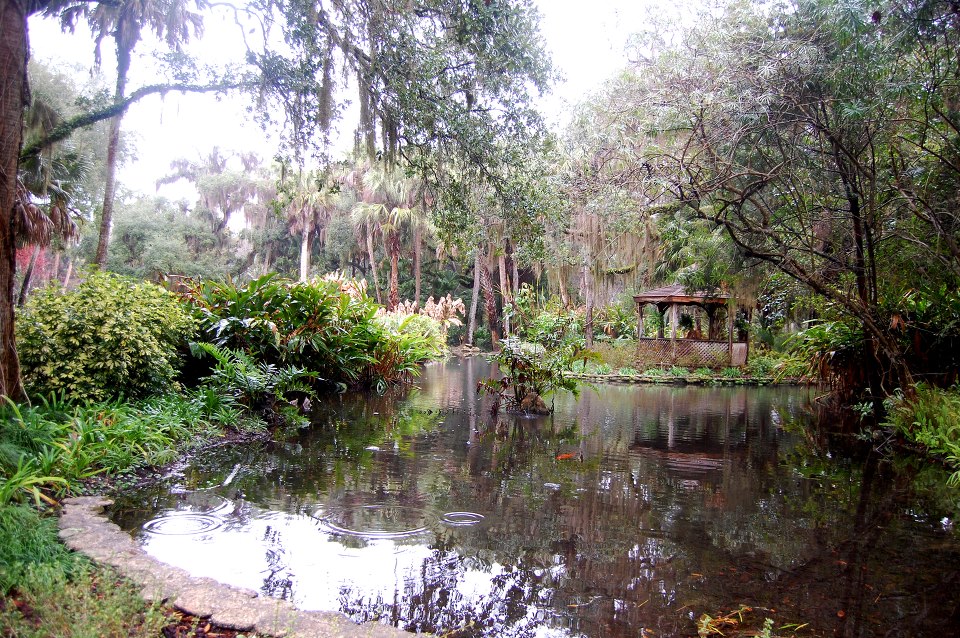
<box><xmin>0</xmin><ymin>503</ymin><xmax>169</xmax><ymax>638</ymax></box>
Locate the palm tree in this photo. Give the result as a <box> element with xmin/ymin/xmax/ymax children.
<box><xmin>350</xmin><ymin>161</ymin><xmax>420</xmax><ymax>310</ymax></box>
<box><xmin>51</xmin><ymin>0</ymin><xmax>206</xmax><ymax>267</ymax></box>
<box><xmin>15</xmin><ymin>94</ymin><xmax>87</xmax><ymax>303</ymax></box>
<box><xmin>158</xmin><ymin>148</ymin><xmax>260</xmax><ymax>241</ymax></box>
<box><xmin>282</xmin><ymin>169</ymin><xmax>341</xmax><ymax>282</ymax></box>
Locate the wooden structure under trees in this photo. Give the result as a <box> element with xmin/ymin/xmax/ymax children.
<box><xmin>633</xmin><ymin>284</ymin><xmax>748</xmax><ymax>368</ymax></box>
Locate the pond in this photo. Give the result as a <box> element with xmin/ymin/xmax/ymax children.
<box><xmin>111</xmin><ymin>358</ymin><xmax>960</xmax><ymax>637</ymax></box>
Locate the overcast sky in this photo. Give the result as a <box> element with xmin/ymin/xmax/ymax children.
<box><xmin>28</xmin><ymin>1</ymin><xmax>659</xmax><ymax>198</ymax></box>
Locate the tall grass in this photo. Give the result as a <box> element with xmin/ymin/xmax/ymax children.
<box><xmin>0</xmin><ymin>393</ymin><xmax>236</xmax><ymax>506</ymax></box>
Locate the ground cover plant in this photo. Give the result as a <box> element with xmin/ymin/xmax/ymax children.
<box><xmin>0</xmin><ymin>503</ymin><xmax>173</xmax><ymax>638</ymax></box>
<box><xmin>0</xmin><ymin>392</ymin><xmax>239</xmax><ymax>507</ymax></box>
<box><xmin>884</xmin><ymin>384</ymin><xmax>960</xmax><ymax>486</ymax></box>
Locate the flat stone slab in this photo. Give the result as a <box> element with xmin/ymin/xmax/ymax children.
<box><xmin>59</xmin><ymin>497</ymin><xmax>418</xmax><ymax>638</ymax></box>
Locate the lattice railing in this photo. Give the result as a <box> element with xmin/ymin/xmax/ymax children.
<box><xmin>635</xmin><ymin>338</ymin><xmax>747</xmax><ymax>368</ymax></box>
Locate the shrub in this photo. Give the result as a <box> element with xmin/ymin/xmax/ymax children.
<box><xmin>669</xmin><ymin>366</ymin><xmax>691</xmax><ymax>376</ymax></box>
<box><xmin>747</xmin><ymin>354</ymin><xmax>777</xmax><ymax>377</ymax></box>
<box><xmin>720</xmin><ymin>367</ymin><xmax>743</xmax><ymax>378</ymax></box>
<box><xmin>184</xmin><ymin>274</ymin><xmax>381</xmax><ymax>385</ymax></box>
<box><xmin>694</xmin><ymin>367</ymin><xmax>714</xmax><ymax>377</ymax></box>
<box><xmin>593</xmin><ymin>363</ymin><xmax>612</xmax><ymax>375</ymax></box>
<box><xmin>479</xmin><ymin>337</ymin><xmax>586</xmax><ymax>411</ymax></box>
<box><xmin>618</xmin><ymin>366</ymin><xmax>640</xmax><ymax>376</ymax></box>
<box><xmin>17</xmin><ymin>272</ymin><xmax>195</xmax><ymax>401</ymax></box>
<box><xmin>527</xmin><ymin>309</ymin><xmax>583</xmax><ymax>348</ymax></box>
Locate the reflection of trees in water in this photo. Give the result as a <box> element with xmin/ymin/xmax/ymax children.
<box><xmin>115</xmin><ymin>360</ymin><xmax>960</xmax><ymax>637</ymax></box>
<box><xmin>260</xmin><ymin>522</ymin><xmax>294</xmax><ymax>601</ymax></box>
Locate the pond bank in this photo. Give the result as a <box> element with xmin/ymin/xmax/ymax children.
<box><xmin>57</xmin><ymin>497</ymin><xmax>416</xmax><ymax>638</ymax></box>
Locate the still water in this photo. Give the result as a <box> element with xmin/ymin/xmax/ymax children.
<box><xmin>112</xmin><ymin>358</ymin><xmax>960</xmax><ymax>637</ymax></box>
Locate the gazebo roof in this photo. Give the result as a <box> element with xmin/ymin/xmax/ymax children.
<box><xmin>633</xmin><ymin>284</ymin><xmax>731</xmax><ymax>306</ymax></box>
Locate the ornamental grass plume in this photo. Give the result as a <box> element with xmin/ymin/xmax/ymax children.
<box><xmin>319</xmin><ymin>271</ymin><xmax>367</xmax><ymax>300</ymax></box>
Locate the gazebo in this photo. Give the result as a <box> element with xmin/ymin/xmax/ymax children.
<box><xmin>633</xmin><ymin>284</ymin><xmax>748</xmax><ymax>368</ymax></box>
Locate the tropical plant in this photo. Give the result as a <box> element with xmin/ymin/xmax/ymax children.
<box><xmin>190</xmin><ymin>342</ymin><xmax>316</xmax><ymax>420</ymax></box>
<box><xmin>884</xmin><ymin>384</ymin><xmax>960</xmax><ymax>486</ymax></box>
<box><xmin>184</xmin><ymin>273</ymin><xmax>381</xmax><ymax>385</ymax></box>
<box><xmin>479</xmin><ymin>337</ymin><xmax>588</xmax><ymax>413</ymax></box>
<box><xmin>17</xmin><ymin>271</ymin><xmax>195</xmax><ymax>401</ymax></box>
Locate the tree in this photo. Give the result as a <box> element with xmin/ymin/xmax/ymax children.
<box><xmin>158</xmin><ymin>148</ymin><xmax>262</xmax><ymax>240</ymax></box>
<box><xmin>569</xmin><ymin>0</ymin><xmax>960</xmax><ymax>396</ymax></box>
<box><xmin>0</xmin><ymin>0</ymin><xmax>39</xmax><ymax>400</ymax></box>
<box><xmin>349</xmin><ymin>161</ymin><xmax>420</xmax><ymax>310</ymax></box>
<box><xmin>53</xmin><ymin>0</ymin><xmax>206</xmax><ymax>267</ymax></box>
<box><xmin>280</xmin><ymin>167</ymin><xmax>343</xmax><ymax>282</ymax></box>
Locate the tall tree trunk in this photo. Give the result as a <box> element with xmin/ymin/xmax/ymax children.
<box><xmin>17</xmin><ymin>244</ymin><xmax>40</xmax><ymax>307</ymax></box>
<box><xmin>511</xmin><ymin>245</ymin><xmax>519</xmax><ymax>299</ymax></box>
<box><xmin>388</xmin><ymin>232</ymin><xmax>399</xmax><ymax>311</ymax></box>
<box><xmin>413</xmin><ymin>225</ymin><xmax>422</xmax><ymax>308</ymax></box>
<box><xmin>480</xmin><ymin>246</ymin><xmax>499</xmax><ymax>347</ymax></box>
<box><xmin>365</xmin><ymin>221</ymin><xmax>382</xmax><ymax>304</ymax></box>
<box><xmin>298</xmin><ymin>216</ymin><xmax>312</xmax><ymax>282</ymax></box>
<box><xmin>0</xmin><ymin>0</ymin><xmax>29</xmax><ymax>400</ymax></box>
<box><xmin>50</xmin><ymin>249</ymin><xmax>60</xmax><ymax>288</ymax></box>
<box><xmin>94</xmin><ymin>44</ymin><xmax>131</xmax><ymax>267</ymax></box>
<box><xmin>63</xmin><ymin>257</ymin><xmax>73</xmax><ymax>288</ymax></box>
<box><xmin>557</xmin><ymin>266</ymin><xmax>570</xmax><ymax>308</ymax></box>
<box><xmin>497</xmin><ymin>250</ymin><xmax>510</xmax><ymax>336</ymax></box>
<box><xmin>583</xmin><ymin>262</ymin><xmax>595</xmax><ymax>348</ymax></box>
<box><xmin>467</xmin><ymin>248</ymin><xmax>481</xmax><ymax>346</ymax></box>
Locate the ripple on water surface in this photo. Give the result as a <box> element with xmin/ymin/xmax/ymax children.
<box><xmin>440</xmin><ymin>511</ymin><xmax>485</xmax><ymax>527</ymax></box>
<box><xmin>142</xmin><ymin>513</ymin><xmax>224</xmax><ymax>536</ymax></box>
<box><xmin>316</xmin><ymin>505</ymin><xmax>437</xmax><ymax>540</ymax></box>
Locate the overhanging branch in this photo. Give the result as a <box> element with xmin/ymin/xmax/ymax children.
<box><xmin>20</xmin><ymin>79</ymin><xmax>248</xmax><ymax>161</ymax></box>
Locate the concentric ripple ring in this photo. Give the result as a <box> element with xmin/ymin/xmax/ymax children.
<box><xmin>319</xmin><ymin>505</ymin><xmax>435</xmax><ymax>539</ymax></box>
<box><xmin>440</xmin><ymin>511</ymin><xmax>485</xmax><ymax>526</ymax></box>
<box><xmin>142</xmin><ymin>514</ymin><xmax>223</xmax><ymax>536</ymax></box>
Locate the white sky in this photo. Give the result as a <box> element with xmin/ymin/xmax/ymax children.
<box><xmin>27</xmin><ymin>1</ymin><xmax>662</xmax><ymax>199</ymax></box>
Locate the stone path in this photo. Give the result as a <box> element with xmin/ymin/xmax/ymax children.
<box><xmin>58</xmin><ymin>497</ymin><xmax>419</xmax><ymax>638</ymax></box>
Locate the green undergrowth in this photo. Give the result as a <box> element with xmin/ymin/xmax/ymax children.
<box><xmin>0</xmin><ymin>503</ymin><xmax>169</xmax><ymax>638</ymax></box>
<box><xmin>0</xmin><ymin>391</ymin><xmax>249</xmax><ymax>506</ymax></box>
<box><xmin>884</xmin><ymin>383</ymin><xmax>960</xmax><ymax>486</ymax></box>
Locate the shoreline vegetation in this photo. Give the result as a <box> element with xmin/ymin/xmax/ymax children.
<box><xmin>1</xmin><ymin>271</ymin><xmax>957</xmax><ymax>638</ymax></box>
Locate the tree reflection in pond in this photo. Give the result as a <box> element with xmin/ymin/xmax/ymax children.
<box><xmin>112</xmin><ymin>358</ymin><xmax>960</xmax><ymax>637</ymax></box>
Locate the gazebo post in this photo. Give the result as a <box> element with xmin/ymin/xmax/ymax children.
<box><xmin>670</xmin><ymin>303</ymin><xmax>678</xmax><ymax>364</ymax></box>
<box><xmin>727</xmin><ymin>303</ymin><xmax>735</xmax><ymax>365</ymax></box>
<box><xmin>637</xmin><ymin>302</ymin><xmax>644</xmax><ymax>339</ymax></box>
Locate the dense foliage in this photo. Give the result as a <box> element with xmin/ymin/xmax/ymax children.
<box><xmin>17</xmin><ymin>272</ymin><xmax>195</xmax><ymax>401</ymax></box>
<box><xmin>183</xmin><ymin>274</ymin><xmax>444</xmax><ymax>388</ymax></box>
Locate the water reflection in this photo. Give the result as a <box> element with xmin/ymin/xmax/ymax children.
<box><xmin>112</xmin><ymin>358</ymin><xmax>960</xmax><ymax>637</ymax></box>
